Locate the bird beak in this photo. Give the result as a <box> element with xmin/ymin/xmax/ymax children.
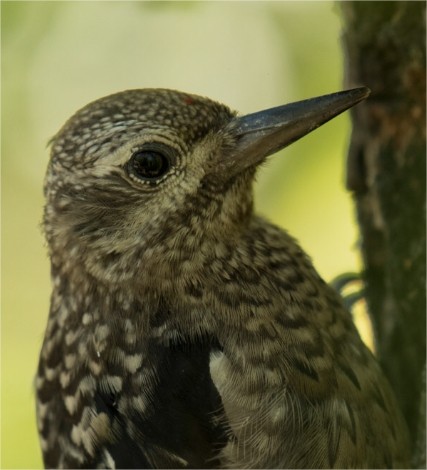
<box><xmin>222</xmin><ymin>87</ymin><xmax>370</xmax><ymax>174</ymax></box>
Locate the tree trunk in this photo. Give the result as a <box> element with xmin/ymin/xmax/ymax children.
<box><xmin>341</xmin><ymin>1</ymin><xmax>426</xmax><ymax>466</ymax></box>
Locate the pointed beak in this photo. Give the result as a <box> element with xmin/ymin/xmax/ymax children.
<box><xmin>221</xmin><ymin>87</ymin><xmax>370</xmax><ymax>174</ymax></box>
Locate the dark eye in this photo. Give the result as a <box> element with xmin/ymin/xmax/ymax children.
<box><xmin>128</xmin><ymin>150</ymin><xmax>170</xmax><ymax>180</ymax></box>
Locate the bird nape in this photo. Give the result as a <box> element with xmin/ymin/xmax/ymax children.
<box><xmin>36</xmin><ymin>88</ymin><xmax>410</xmax><ymax>469</ymax></box>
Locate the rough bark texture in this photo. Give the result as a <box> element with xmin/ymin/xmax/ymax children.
<box><xmin>341</xmin><ymin>1</ymin><xmax>426</xmax><ymax>466</ymax></box>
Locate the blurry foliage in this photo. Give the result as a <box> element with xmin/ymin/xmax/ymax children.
<box><xmin>2</xmin><ymin>2</ymin><xmax>362</xmax><ymax>468</ymax></box>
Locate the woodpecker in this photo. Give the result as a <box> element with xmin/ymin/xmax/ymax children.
<box><xmin>36</xmin><ymin>88</ymin><xmax>410</xmax><ymax>468</ymax></box>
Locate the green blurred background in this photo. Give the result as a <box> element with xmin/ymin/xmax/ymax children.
<box><xmin>2</xmin><ymin>2</ymin><xmax>368</xmax><ymax>467</ymax></box>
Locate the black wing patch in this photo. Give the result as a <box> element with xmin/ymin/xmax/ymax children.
<box><xmin>91</xmin><ymin>336</ymin><xmax>228</xmax><ymax>469</ymax></box>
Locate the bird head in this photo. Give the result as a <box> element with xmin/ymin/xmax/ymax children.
<box><xmin>44</xmin><ymin>88</ymin><xmax>369</xmax><ymax>286</ymax></box>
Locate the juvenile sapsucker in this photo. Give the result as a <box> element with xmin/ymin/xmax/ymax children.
<box><xmin>36</xmin><ymin>88</ymin><xmax>410</xmax><ymax>468</ymax></box>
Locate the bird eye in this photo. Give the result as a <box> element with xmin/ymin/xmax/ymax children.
<box><xmin>128</xmin><ymin>150</ymin><xmax>170</xmax><ymax>180</ymax></box>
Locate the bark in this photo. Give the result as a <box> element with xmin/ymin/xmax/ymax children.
<box><xmin>340</xmin><ymin>1</ymin><xmax>426</xmax><ymax>464</ymax></box>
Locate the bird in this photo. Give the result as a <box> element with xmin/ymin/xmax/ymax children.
<box><xmin>36</xmin><ymin>87</ymin><xmax>410</xmax><ymax>469</ymax></box>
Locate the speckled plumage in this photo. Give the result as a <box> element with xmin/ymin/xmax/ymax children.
<box><xmin>37</xmin><ymin>88</ymin><xmax>410</xmax><ymax>468</ymax></box>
